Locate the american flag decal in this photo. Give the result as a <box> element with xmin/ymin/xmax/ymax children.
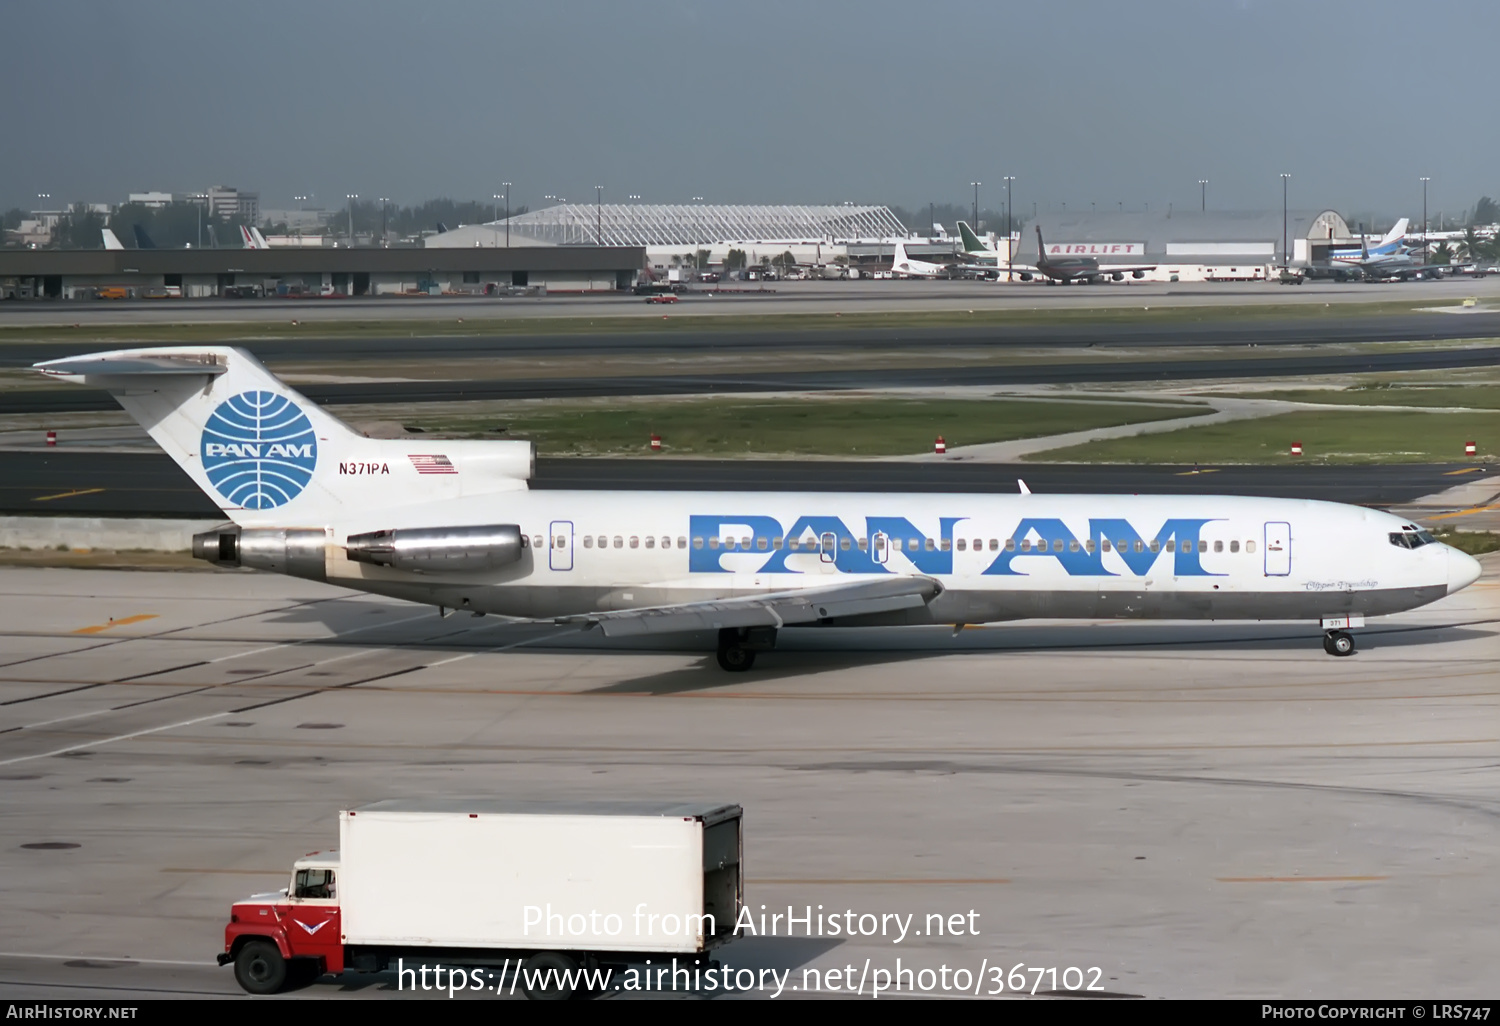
<box><xmin>408</xmin><ymin>454</ymin><xmax>457</xmax><ymax>474</ymax></box>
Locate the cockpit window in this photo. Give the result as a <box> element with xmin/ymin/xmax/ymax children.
<box><xmin>1389</xmin><ymin>530</ymin><xmax>1436</xmax><ymax>550</ymax></box>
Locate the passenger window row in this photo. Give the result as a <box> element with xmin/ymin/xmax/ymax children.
<box><xmin>532</xmin><ymin>533</ymin><xmax>1261</xmax><ymax>555</ymax></box>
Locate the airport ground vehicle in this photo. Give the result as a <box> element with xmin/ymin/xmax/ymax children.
<box><xmin>645</xmin><ymin>293</ymin><xmax>680</xmax><ymax>304</ymax></box>
<box><xmin>219</xmin><ymin>800</ymin><xmax>742</xmax><ymax>999</ymax></box>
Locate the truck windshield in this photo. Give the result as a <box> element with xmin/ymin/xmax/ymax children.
<box><xmin>293</xmin><ymin>868</ymin><xmax>336</xmax><ymax>899</ymax></box>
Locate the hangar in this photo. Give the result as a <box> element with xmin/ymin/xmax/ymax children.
<box><xmin>1013</xmin><ymin>209</ymin><xmax>1353</xmax><ymax>282</ymax></box>
<box><xmin>0</xmin><ymin>245</ymin><xmax>645</xmax><ymax>300</ymax></box>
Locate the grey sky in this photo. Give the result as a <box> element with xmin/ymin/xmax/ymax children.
<box><xmin>5</xmin><ymin>0</ymin><xmax>1496</xmax><ymax>223</ymax></box>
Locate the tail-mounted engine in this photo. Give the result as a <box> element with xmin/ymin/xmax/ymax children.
<box><xmin>192</xmin><ymin>526</ymin><xmax>328</xmax><ymax>581</ymax></box>
<box><xmin>344</xmin><ymin>525</ymin><xmax>525</xmax><ymax>573</ymax></box>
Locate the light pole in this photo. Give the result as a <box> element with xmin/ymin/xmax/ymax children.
<box><xmin>502</xmin><ymin>183</ymin><xmax>510</xmax><ymax>247</ymax></box>
<box><xmin>1419</xmin><ymin>176</ymin><xmax>1431</xmax><ymax>263</ymax></box>
<box><xmin>345</xmin><ymin>193</ymin><xmax>358</xmax><ymax>246</ymax></box>
<box><xmin>1002</xmin><ymin>176</ymin><xmax>1016</xmax><ymax>281</ymax></box>
<box><xmin>1198</xmin><ymin>179</ymin><xmax>1208</xmax><ymax>213</ymax></box>
<box><xmin>595</xmin><ymin>185</ymin><xmax>603</xmax><ymax>246</ymax></box>
<box><xmin>1279</xmin><ymin>173</ymin><xmax>1291</xmax><ymax>267</ymax></box>
<box><xmin>378</xmin><ymin>197</ymin><xmax>390</xmax><ymax>246</ymax></box>
<box><xmin>971</xmin><ymin>181</ymin><xmax>981</xmax><ymax>231</ymax></box>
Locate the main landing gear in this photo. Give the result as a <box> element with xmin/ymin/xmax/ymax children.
<box><xmin>1323</xmin><ymin>630</ymin><xmax>1355</xmax><ymax>657</ymax></box>
<box><xmin>716</xmin><ymin>626</ymin><xmax>777</xmax><ymax>672</ymax></box>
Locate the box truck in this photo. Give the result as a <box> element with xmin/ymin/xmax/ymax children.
<box><xmin>219</xmin><ymin>799</ymin><xmax>742</xmax><ymax>998</ymax></box>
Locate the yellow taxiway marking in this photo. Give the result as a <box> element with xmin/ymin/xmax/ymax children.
<box><xmin>1443</xmin><ymin>467</ymin><xmax>1484</xmax><ymax>476</ymax></box>
<box><xmin>1175</xmin><ymin>468</ymin><xmax>1220</xmax><ymax>476</ymax></box>
<box><xmin>1428</xmin><ymin>504</ymin><xmax>1500</xmax><ymax>521</ymax></box>
<box><xmin>1217</xmin><ymin>875</ymin><xmax>1387</xmax><ymax>883</ymax></box>
<box><xmin>33</xmin><ymin>488</ymin><xmax>106</xmax><ymax>502</ymax></box>
<box><xmin>72</xmin><ymin>614</ymin><xmax>158</xmax><ymax>635</ymax></box>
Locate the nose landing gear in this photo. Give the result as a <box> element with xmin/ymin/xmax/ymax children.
<box><xmin>1323</xmin><ymin>630</ymin><xmax>1355</xmax><ymax>656</ymax></box>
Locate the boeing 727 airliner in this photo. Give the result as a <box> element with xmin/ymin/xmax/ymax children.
<box><xmin>35</xmin><ymin>348</ymin><xmax>1481</xmax><ymax>670</ymax></box>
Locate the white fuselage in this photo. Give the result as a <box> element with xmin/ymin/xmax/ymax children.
<box><xmin>321</xmin><ymin>490</ymin><xmax>1469</xmax><ymax>625</ymax></box>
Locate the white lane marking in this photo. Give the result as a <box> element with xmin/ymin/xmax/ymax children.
<box><xmin>424</xmin><ymin>627</ymin><xmax>586</xmax><ymax>668</ymax></box>
<box><xmin>0</xmin><ymin>614</ymin><xmax>547</xmax><ymax>757</ymax></box>
<box><xmin>206</xmin><ymin>609</ymin><xmax>437</xmax><ymax>663</ymax></box>
<box><xmin>0</xmin><ymin>951</ymin><xmax>214</xmax><ymax>968</ymax></box>
<box><xmin>0</xmin><ymin>711</ymin><xmax>231</xmax><ymax>767</ymax></box>
<box><xmin>6</xmin><ymin>611</ymin><xmax>451</xmax><ymax>733</ymax></box>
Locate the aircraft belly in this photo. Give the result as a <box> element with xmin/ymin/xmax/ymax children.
<box><xmin>315</xmin><ymin>574</ymin><xmax>1449</xmax><ymax>626</ymax></box>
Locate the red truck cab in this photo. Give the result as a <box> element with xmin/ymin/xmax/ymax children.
<box><xmin>219</xmin><ymin>851</ymin><xmax>344</xmax><ymax>993</ymax></box>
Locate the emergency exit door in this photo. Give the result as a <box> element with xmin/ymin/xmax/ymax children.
<box><xmin>549</xmin><ymin>520</ymin><xmax>573</xmax><ymax>571</ymax></box>
<box><xmin>1264</xmin><ymin>522</ymin><xmax>1291</xmax><ymax>576</ymax></box>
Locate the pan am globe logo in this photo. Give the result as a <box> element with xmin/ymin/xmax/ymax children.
<box><xmin>200</xmin><ymin>391</ymin><xmax>318</xmax><ymax>509</ymax></box>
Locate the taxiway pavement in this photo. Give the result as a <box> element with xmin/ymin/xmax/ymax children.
<box><xmin>0</xmin><ymin>558</ymin><xmax>1495</xmax><ymax>999</ymax></box>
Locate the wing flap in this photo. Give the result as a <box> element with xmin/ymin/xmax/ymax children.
<box><xmin>560</xmin><ymin>576</ymin><xmax>942</xmax><ymax>638</ymax></box>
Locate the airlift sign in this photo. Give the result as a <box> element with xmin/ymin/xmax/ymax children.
<box><xmin>688</xmin><ymin>514</ymin><xmax>1222</xmax><ymax>577</ymax></box>
<box><xmin>1045</xmin><ymin>242</ymin><xmax>1146</xmax><ymax>256</ymax></box>
<box><xmin>201</xmin><ymin>391</ymin><xmax>319</xmax><ymax>510</ymax></box>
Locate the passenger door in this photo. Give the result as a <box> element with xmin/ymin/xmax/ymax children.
<box><xmin>871</xmin><ymin>531</ymin><xmax>890</xmax><ymax>566</ymax></box>
<box><xmin>549</xmin><ymin>520</ymin><xmax>574</xmax><ymax>571</ymax></box>
<box><xmin>1264</xmin><ymin>522</ymin><xmax>1291</xmax><ymax>576</ymax></box>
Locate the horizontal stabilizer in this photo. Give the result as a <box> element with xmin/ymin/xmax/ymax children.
<box><xmin>558</xmin><ymin>576</ymin><xmax>942</xmax><ymax>637</ymax></box>
<box><xmin>34</xmin><ymin>355</ymin><xmax>227</xmax><ymax>379</ymax></box>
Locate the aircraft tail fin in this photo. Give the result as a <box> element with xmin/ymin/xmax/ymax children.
<box><xmin>32</xmin><ymin>347</ymin><xmax>534</xmax><ymax>528</ymax></box>
<box><xmin>250</xmin><ymin>226</ymin><xmax>270</xmax><ymax>248</ymax></box>
<box><xmin>1379</xmin><ymin>217</ymin><xmax>1410</xmax><ymax>249</ymax></box>
<box><xmin>436</xmin><ymin>221</ymin><xmax>448</xmax><ymax>234</ymax></box>
<box><xmin>957</xmin><ymin>221</ymin><xmax>988</xmax><ymax>253</ymax></box>
<box><xmin>239</xmin><ymin>225</ymin><xmax>258</xmax><ymax>249</ymax></box>
<box><xmin>1361</xmin><ymin>224</ymin><xmax>1370</xmax><ymax>261</ymax></box>
<box><xmin>1034</xmin><ymin>225</ymin><xmax>1049</xmax><ymax>265</ymax></box>
<box><xmin>131</xmin><ymin>224</ymin><xmax>156</xmax><ymax>249</ymax></box>
<box><xmin>101</xmin><ymin>228</ymin><xmax>124</xmax><ymax>251</ymax></box>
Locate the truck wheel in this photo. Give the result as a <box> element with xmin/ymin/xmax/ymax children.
<box><xmin>234</xmin><ymin>940</ymin><xmax>287</xmax><ymax>994</ymax></box>
<box><xmin>522</xmin><ymin>952</ymin><xmax>578</xmax><ymax>1001</ymax></box>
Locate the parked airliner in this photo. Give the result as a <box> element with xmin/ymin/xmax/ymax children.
<box><xmin>959</xmin><ymin>223</ymin><xmax>1155</xmax><ymax>283</ymax></box>
<box><xmin>35</xmin><ymin>348</ymin><xmax>1481</xmax><ymax>669</ymax></box>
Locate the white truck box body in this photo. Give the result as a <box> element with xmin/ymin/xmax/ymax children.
<box><xmin>339</xmin><ymin>799</ymin><xmax>740</xmax><ymax>954</ymax></box>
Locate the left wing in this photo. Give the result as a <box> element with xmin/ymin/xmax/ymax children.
<box><xmin>556</xmin><ymin>576</ymin><xmax>943</xmax><ymax>637</ymax></box>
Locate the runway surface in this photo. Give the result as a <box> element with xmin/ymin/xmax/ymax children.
<box><xmin>8</xmin><ymin>345</ymin><xmax>1500</xmax><ymax>415</ymax></box>
<box><xmin>3</xmin><ymin>276</ymin><xmax>1498</xmax><ymax>326</ymax></box>
<box><xmin>0</xmin><ymin>451</ymin><xmax>1477</xmax><ymax>517</ymax></box>
<box><xmin>0</xmin><ymin>560</ymin><xmax>1495</xmax><ymax>998</ymax></box>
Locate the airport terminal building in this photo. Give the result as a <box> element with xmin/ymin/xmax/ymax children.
<box><xmin>426</xmin><ymin>203</ymin><xmax>915</xmax><ymax>270</ymax></box>
<box><xmin>0</xmin><ymin>246</ymin><xmax>646</xmax><ymax>300</ymax></box>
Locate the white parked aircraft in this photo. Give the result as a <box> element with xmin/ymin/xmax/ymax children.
<box><xmin>890</xmin><ymin>240</ymin><xmax>956</xmax><ymax>279</ymax></box>
<box><xmin>34</xmin><ymin>347</ymin><xmax>1482</xmax><ymax>669</ymax></box>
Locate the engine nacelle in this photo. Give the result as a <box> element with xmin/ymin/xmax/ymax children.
<box><xmin>1018</xmin><ymin>272</ymin><xmax>1033</xmax><ymax>281</ymax></box>
<box><xmin>1111</xmin><ymin>271</ymin><xmax>1124</xmax><ymax>281</ymax></box>
<box><xmin>1132</xmin><ymin>269</ymin><xmax>1145</xmax><ymax>279</ymax></box>
<box><xmin>192</xmin><ymin>526</ymin><xmax>328</xmax><ymax>582</ymax></box>
<box><xmin>345</xmin><ymin>524</ymin><xmax>524</xmax><ymax>574</ymax></box>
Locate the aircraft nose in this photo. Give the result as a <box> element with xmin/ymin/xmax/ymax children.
<box><xmin>1447</xmin><ymin>546</ymin><xmax>1483</xmax><ymax>595</ymax></box>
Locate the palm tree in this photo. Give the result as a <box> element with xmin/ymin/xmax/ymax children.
<box><xmin>1457</xmin><ymin>226</ymin><xmax>1482</xmax><ymax>263</ymax></box>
